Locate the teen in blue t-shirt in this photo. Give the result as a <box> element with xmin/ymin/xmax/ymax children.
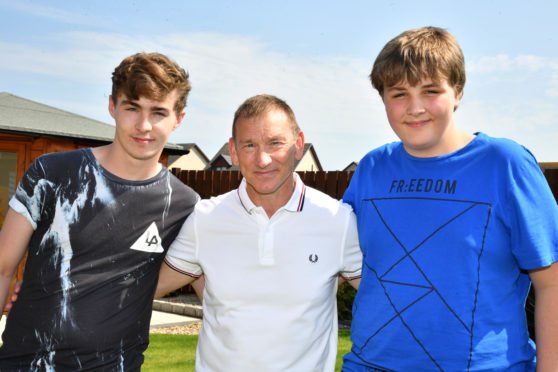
<box><xmin>342</xmin><ymin>26</ymin><xmax>558</xmax><ymax>372</ymax></box>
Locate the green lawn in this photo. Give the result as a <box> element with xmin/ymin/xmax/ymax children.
<box><xmin>143</xmin><ymin>330</ymin><xmax>352</xmax><ymax>371</ymax></box>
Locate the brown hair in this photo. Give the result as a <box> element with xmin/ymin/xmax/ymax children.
<box><xmin>232</xmin><ymin>94</ymin><xmax>300</xmax><ymax>139</ymax></box>
<box><xmin>111</xmin><ymin>52</ymin><xmax>191</xmax><ymax>116</ymax></box>
<box><xmin>371</xmin><ymin>26</ymin><xmax>466</xmax><ymax>97</ymax></box>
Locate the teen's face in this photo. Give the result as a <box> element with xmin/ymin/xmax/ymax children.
<box><xmin>109</xmin><ymin>90</ymin><xmax>185</xmax><ymax>162</ymax></box>
<box><xmin>383</xmin><ymin>77</ymin><xmax>463</xmax><ymax>157</ymax></box>
<box><xmin>229</xmin><ymin>109</ymin><xmax>304</xmax><ymax>204</ymax></box>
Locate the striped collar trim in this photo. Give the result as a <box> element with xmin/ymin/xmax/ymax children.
<box><xmin>237</xmin><ymin>173</ymin><xmax>306</xmax><ymax>214</ymax></box>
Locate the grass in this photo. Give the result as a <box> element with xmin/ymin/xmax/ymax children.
<box><xmin>142</xmin><ymin>334</ymin><xmax>198</xmax><ymax>371</ymax></box>
<box><xmin>143</xmin><ymin>330</ymin><xmax>352</xmax><ymax>371</ymax></box>
<box><xmin>337</xmin><ymin>330</ymin><xmax>352</xmax><ymax>370</ymax></box>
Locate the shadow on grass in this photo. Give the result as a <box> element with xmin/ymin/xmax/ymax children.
<box><xmin>143</xmin><ymin>330</ymin><xmax>352</xmax><ymax>372</ymax></box>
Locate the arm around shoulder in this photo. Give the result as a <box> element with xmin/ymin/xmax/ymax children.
<box><xmin>0</xmin><ymin>208</ymin><xmax>34</xmax><ymax>310</ymax></box>
<box><xmin>339</xmin><ymin>208</ymin><xmax>363</xmax><ymax>291</ymax></box>
<box><xmin>154</xmin><ymin>261</ymin><xmax>197</xmax><ymax>299</ymax></box>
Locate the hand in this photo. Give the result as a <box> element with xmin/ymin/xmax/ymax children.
<box><xmin>4</xmin><ymin>281</ymin><xmax>21</xmax><ymax>313</ymax></box>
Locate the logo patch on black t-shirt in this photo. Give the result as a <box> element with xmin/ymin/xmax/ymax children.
<box><xmin>130</xmin><ymin>221</ymin><xmax>163</xmax><ymax>253</ymax></box>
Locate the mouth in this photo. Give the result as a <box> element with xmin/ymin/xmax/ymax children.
<box><xmin>133</xmin><ymin>137</ymin><xmax>154</xmax><ymax>145</ymax></box>
<box><xmin>405</xmin><ymin>119</ymin><xmax>429</xmax><ymax>128</ymax></box>
<box><xmin>254</xmin><ymin>169</ymin><xmax>278</xmax><ymax>177</ymax></box>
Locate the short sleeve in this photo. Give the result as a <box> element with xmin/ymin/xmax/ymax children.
<box><xmin>9</xmin><ymin>157</ymin><xmax>54</xmax><ymax>230</ymax></box>
<box><xmin>508</xmin><ymin>147</ymin><xmax>558</xmax><ymax>269</ymax></box>
<box><xmin>340</xmin><ymin>207</ymin><xmax>363</xmax><ymax>280</ymax></box>
<box><xmin>164</xmin><ymin>206</ymin><xmax>203</xmax><ymax>278</ymax></box>
<box><xmin>343</xmin><ymin>170</ymin><xmax>359</xmax><ymax>213</ymax></box>
<box><xmin>343</xmin><ymin>152</ymin><xmax>372</xmax><ymax>216</ymax></box>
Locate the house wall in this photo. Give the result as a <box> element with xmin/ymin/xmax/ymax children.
<box><xmin>295</xmin><ymin>151</ymin><xmax>320</xmax><ymax>171</ymax></box>
<box><xmin>168</xmin><ymin>150</ymin><xmax>207</xmax><ymax>170</ymax></box>
<box><xmin>207</xmin><ymin>156</ymin><xmax>232</xmax><ymax>170</ymax></box>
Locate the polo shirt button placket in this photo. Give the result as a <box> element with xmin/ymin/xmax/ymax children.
<box><xmin>258</xmin><ymin>219</ymin><xmax>275</xmax><ymax>266</ymax></box>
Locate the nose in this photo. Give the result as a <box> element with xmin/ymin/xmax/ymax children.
<box><xmin>256</xmin><ymin>150</ymin><xmax>272</xmax><ymax>167</ymax></box>
<box><xmin>136</xmin><ymin>113</ymin><xmax>153</xmax><ymax>132</ymax></box>
<box><xmin>407</xmin><ymin>96</ymin><xmax>426</xmax><ymax>116</ymax></box>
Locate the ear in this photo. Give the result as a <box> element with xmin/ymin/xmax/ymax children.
<box><xmin>173</xmin><ymin>110</ymin><xmax>186</xmax><ymax>130</ymax></box>
<box><xmin>454</xmin><ymin>90</ymin><xmax>463</xmax><ymax>111</ymax></box>
<box><xmin>294</xmin><ymin>131</ymin><xmax>305</xmax><ymax>161</ymax></box>
<box><xmin>108</xmin><ymin>95</ymin><xmax>116</xmax><ymax>118</ymax></box>
<box><xmin>229</xmin><ymin>137</ymin><xmax>240</xmax><ymax>166</ymax></box>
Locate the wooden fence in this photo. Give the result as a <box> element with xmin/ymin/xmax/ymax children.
<box><xmin>170</xmin><ymin>169</ymin><xmax>354</xmax><ymax>200</ymax></box>
<box><xmin>543</xmin><ymin>168</ymin><xmax>558</xmax><ymax>202</ymax></box>
<box><xmin>171</xmin><ymin>168</ymin><xmax>558</xmax><ymax>202</ymax></box>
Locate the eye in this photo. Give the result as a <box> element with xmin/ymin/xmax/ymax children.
<box><xmin>387</xmin><ymin>91</ymin><xmax>405</xmax><ymax>99</ymax></box>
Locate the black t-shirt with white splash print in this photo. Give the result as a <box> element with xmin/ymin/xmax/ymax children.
<box><xmin>0</xmin><ymin>148</ymin><xmax>199</xmax><ymax>371</ymax></box>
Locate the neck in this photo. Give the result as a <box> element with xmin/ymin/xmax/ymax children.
<box><xmin>92</xmin><ymin>145</ymin><xmax>163</xmax><ymax>181</ymax></box>
<box><xmin>246</xmin><ymin>175</ymin><xmax>296</xmax><ymax>218</ymax></box>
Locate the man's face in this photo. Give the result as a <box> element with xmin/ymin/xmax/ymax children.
<box><xmin>229</xmin><ymin>108</ymin><xmax>304</xmax><ymax>205</ymax></box>
<box><xmin>109</xmin><ymin>90</ymin><xmax>185</xmax><ymax>163</ymax></box>
<box><xmin>383</xmin><ymin>77</ymin><xmax>462</xmax><ymax>157</ymax></box>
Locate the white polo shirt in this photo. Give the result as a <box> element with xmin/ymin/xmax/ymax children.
<box><xmin>165</xmin><ymin>173</ymin><xmax>362</xmax><ymax>372</ymax></box>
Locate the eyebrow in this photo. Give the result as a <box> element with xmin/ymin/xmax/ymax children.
<box><xmin>421</xmin><ymin>82</ymin><xmax>439</xmax><ymax>88</ymax></box>
<box><xmin>387</xmin><ymin>86</ymin><xmax>406</xmax><ymax>91</ymax></box>
<box><xmin>121</xmin><ymin>99</ymin><xmax>140</xmax><ymax>107</ymax></box>
<box><xmin>237</xmin><ymin>135</ymin><xmax>287</xmax><ymax>144</ymax></box>
<box><xmin>387</xmin><ymin>82</ymin><xmax>440</xmax><ymax>91</ymax></box>
<box><xmin>121</xmin><ymin>100</ymin><xmax>170</xmax><ymax>113</ymax></box>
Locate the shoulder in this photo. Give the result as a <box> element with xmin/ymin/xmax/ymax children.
<box><xmin>38</xmin><ymin>148</ymin><xmax>88</xmax><ymax>162</ymax></box>
<box><xmin>356</xmin><ymin>142</ymin><xmax>403</xmax><ymax>169</ymax></box>
<box><xmin>474</xmin><ymin>133</ymin><xmax>538</xmax><ymax>166</ymax></box>
<box><xmin>193</xmin><ymin>189</ymin><xmax>238</xmax><ymax>215</ymax></box>
<box><xmin>166</xmin><ymin>171</ymin><xmax>200</xmax><ymax>201</ymax></box>
<box><xmin>35</xmin><ymin>148</ymin><xmax>89</xmax><ymax>167</ymax></box>
<box><xmin>303</xmin><ymin>186</ymin><xmax>354</xmax><ymax>217</ymax></box>
<box><xmin>25</xmin><ymin>149</ymin><xmax>90</xmax><ymax>180</ymax></box>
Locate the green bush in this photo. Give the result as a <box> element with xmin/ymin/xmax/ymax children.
<box><xmin>337</xmin><ymin>281</ymin><xmax>357</xmax><ymax>321</ymax></box>
<box><xmin>526</xmin><ymin>287</ymin><xmax>535</xmax><ymax>340</ymax></box>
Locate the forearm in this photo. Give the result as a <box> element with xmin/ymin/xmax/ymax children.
<box><xmin>0</xmin><ymin>209</ymin><xmax>33</xmax><ymax>311</ymax></box>
<box><xmin>348</xmin><ymin>277</ymin><xmax>361</xmax><ymax>290</ymax></box>
<box><xmin>534</xmin><ymin>285</ymin><xmax>558</xmax><ymax>371</ymax></box>
<box><xmin>0</xmin><ymin>273</ymin><xmax>14</xmax><ymax>311</ymax></box>
<box><xmin>529</xmin><ymin>262</ymin><xmax>558</xmax><ymax>372</ymax></box>
<box><xmin>191</xmin><ymin>275</ymin><xmax>205</xmax><ymax>302</ymax></box>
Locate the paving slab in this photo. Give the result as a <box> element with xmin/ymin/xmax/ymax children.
<box><xmin>0</xmin><ymin>310</ymin><xmax>199</xmax><ymax>337</ymax></box>
<box><xmin>149</xmin><ymin>310</ymin><xmax>200</xmax><ymax>329</ymax></box>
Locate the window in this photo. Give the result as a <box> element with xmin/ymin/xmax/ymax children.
<box><xmin>0</xmin><ymin>151</ymin><xmax>17</xmax><ymax>228</ymax></box>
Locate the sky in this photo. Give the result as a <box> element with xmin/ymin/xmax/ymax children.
<box><xmin>1</xmin><ymin>0</ymin><xmax>557</xmax><ymax>170</ymax></box>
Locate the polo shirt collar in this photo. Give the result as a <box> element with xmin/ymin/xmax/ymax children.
<box><xmin>238</xmin><ymin>172</ymin><xmax>306</xmax><ymax>214</ymax></box>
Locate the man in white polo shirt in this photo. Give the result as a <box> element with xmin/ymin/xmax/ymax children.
<box><xmin>156</xmin><ymin>94</ymin><xmax>362</xmax><ymax>371</ymax></box>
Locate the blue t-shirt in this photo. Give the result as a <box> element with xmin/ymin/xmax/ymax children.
<box><xmin>342</xmin><ymin>133</ymin><xmax>558</xmax><ymax>371</ymax></box>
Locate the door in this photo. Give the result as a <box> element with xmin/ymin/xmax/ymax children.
<box><xmin>0</xmin><ymin>142</ymin><xmax>27</xmax><ymax>314</ymax></box>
